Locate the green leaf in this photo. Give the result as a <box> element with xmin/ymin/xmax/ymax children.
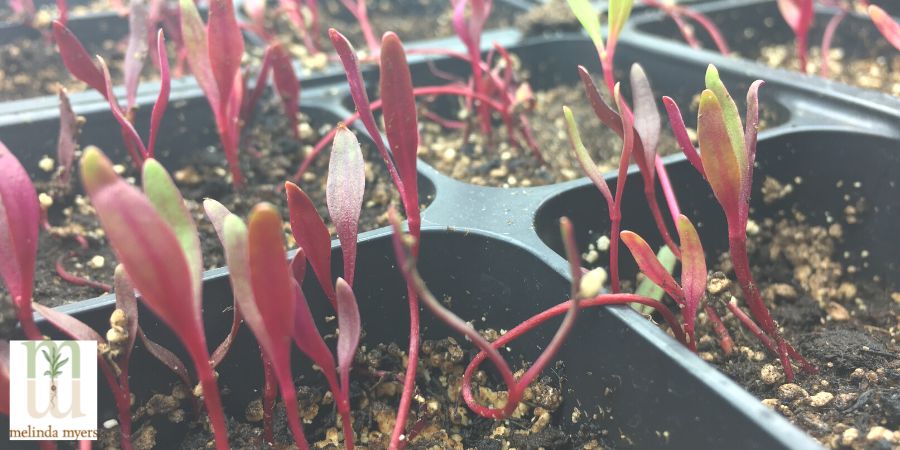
<box><xmin>564</xmin><ymin>106</ymin><xmax>613</xmax><ymax>206</ymax></box>
<box><xmin>142</xmin><ymin>159</ymin><xmax>202</xmax><ymax>307</ymax></box>
<box><xmin>57</xmin><ymin>357</ymin><xmax>69</xmax><ymax>370</ymax></box>
<box><xmin>566</xmin><ymin>0</ymin><xmax>604</xmax><ymax>50</ymax></box>
<box><xmin>608</xmin><ymin>0</ymin><xmax>634</xmax><ymax>46</ymax></box>
<box><xmin>42</xmin><ymin>349</ymin><xmax>50</xmax><ymax>363</ymax></box>
<box><xmin>44</xmin><ymin>370</ymin><xmax>51</xmax><ymax>376</ymax></box>
<box><xmin>704</xmin><ymin>65</ymin><xmax>746</xmax><ymax>178</ymax></box>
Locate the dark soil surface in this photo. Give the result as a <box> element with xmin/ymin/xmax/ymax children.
<box><xmin>3</xmin><ymin>93</ymin><xmax>408</xmax><ymax>309</ymax></box>
<box><xmin>417</xmin><ymin>82</ymin><xmax>679</xmax><ymax>187</ymax></box>
<box><xmin>257</xmin><ymin>0</ymin><xmax>517</xmax><ymax>73</ymax></box>
<box><xmin>100</xmin><ymin>337</ymin><xmax>612</xmax><ymax>449</ymax></box>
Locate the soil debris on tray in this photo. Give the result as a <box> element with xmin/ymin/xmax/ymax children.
<box><xmin>137</xmin><ymin>336</ymin><xmax>619</xmax><ymax>449</ymax></box>
<box><xmin>8</xmin><ymin>93</ymin><xmax>407</xmax><ymax>309</ymax></box>
<box><xmin>683</xmin><ymin>187</ymin><xmax>900</xmax><ymax>449</ymax></box>
<box><xmin>417</xmin><ymin>82</ymin><xmax>679</xmax><ymax>187</ymax></box>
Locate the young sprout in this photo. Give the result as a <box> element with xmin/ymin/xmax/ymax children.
<box><xmin>776</xmin><ymin>0</ymin><xmax>814</xmax><ymax>73</ymax></box>
<box><xmin>180</xmin><ymin>0</ymin><xmax>248</xmax><ymax>188</ymax></box>
<box><xmin>0</xmin><ymin>141</ymin><xmax>42</xmax><ymax>340</ymax></box>
<box><xmin>80</xmin><ymin>148</ymin><xmax>229</xmax><ymax>448</ymax></box>
<box><xmin>640</xmin><ymin>0</ymin><xmax>730</xmax><ymax>54</ymax></box>
<box><xmin>53</xmin><ymin>25</ymin><xmax>171</xmax><ymax>169</ymax></box>
<box><xmin>566</xmin><ymin>0</ymin><xmax>633</xmax><ymax>94</ymax></box>
<box><xmin>621</xmin><ymin>215</ymin><xmax>706</xmax><ymax>350</ymax></box>
<box><xmin>663</xmin><ymin>65</ymin><xmax>814</xmax><ymax>381</ymax></box>
<box><xmin>869</xmin><ymin>5</ymin><xmax>900</xmax><ymax>50</ymax></box>
<box><xmin>56</xmin><ymin>87</ymin><xmax>82</xmax><ymax>186</ymax></box>
<box><xmin>124</xmin><ymin>0</ymin><xmax>150</xmax><ymax>112</ymax></box>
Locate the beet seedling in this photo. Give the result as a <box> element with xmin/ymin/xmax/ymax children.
<box><xmin>663</xmin><ymin>65</ymin><xmax>814</xmax><ymax>381</ymax></box>
<box><xmin>567</xmin><ymin>0</ymin><xmax>633</xmax><ymax>94</ymax></box>
<box><xmin>80</xmin><ymin>148</ymin><xmax>229</xmax><ymax>448</ymax></box>
<box><xmin>640</xmin><ymin>0</ymin><xmax>730</xmax><ymax>54</ymax></box>
<box><xmin>777</xmin><ymin>0</ymin><xmax>815</xmax><ymax>72</ymax></box>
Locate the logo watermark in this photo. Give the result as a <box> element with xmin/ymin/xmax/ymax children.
<box><xmin>8</xmin><ymin>340</ymin><xmax>98</xmax><ymax>440</ymax></box>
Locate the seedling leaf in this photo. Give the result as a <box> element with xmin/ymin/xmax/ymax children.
<box><xmin>327</xmin><ymin>126</ymin><xmax>365</xmax><ymax>285</ymax></box>
<box><xmin>285</xmin><ymin>181</ymin><xmax>335</xmax><ymax>304</ymax></box>
<box><xmin>380</xmin><ymin>32</ymin><xmax>419</xmax><ymax>203</ymax></box>
<box><xmin>53</xmin><ymin>21</ymin><xmax>106</xmax><ymax>96</ymax></box>
<box><xmin>563</xmin><ymin>106</ymin><xmax>613</xmax><ymax>206</ymax></box>
<box><xmin>870</xmin><ymin>5</ymin><xmax>900</xmax><ymax>50</ymax></box>
<box><xmin>629</xmin><ymin>63</ymin><xmax>660</xmax><ymax>177</ymax></box>
<box><xmin>566</xmin><ymin>0</ymin><xmax>604</xmax><ymax>50</ymax></box>
<box><xmin>124</xmin><ymin>0</ymin><xmax>149</xmax><ymax>110</ymax></box>
<box><xmin>697</xmin><ymin>89</ymin><xmax>742</xmax><ymax>223</ymax></box>
<box><xmin>620</xmin><ymin>230</ymin><xmax>682</xmax><ymax>304</ymax></box>
<box><xmin>704</xmin><ymin>65</ymin><xmax>746</xmax><ymax>176</ymax></box>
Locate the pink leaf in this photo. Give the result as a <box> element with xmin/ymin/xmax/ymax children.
<box><xmin>203</xmin><ymin>198</ymin><xmax>232</xmax><ymax>242</ymax></box>
<box><xmin>613</xmin><ymin>84</ymin><xmax>635</xmax><ymax>204</ymax></box>
<box><xmin>285</xmin><ymin>181</ymin><xmax>335</xmax><ymax>305</ymax></box>
<box><xmin>97</xmin><ymin>56</ymin><xmax>148</xmax><ymax>160</ymax></box>
<box><xmin>579</xmin><ymin>66</ymin><xmax>650</xmax><ymax>169</ymax></box>
<box><xmin>270</xmin><ymin>43</ymin><xmax>301</xmax><ymax>139</ymax></box>
<box><xmin>204</xmin><ymin>199</ymin><xmax>244</xmax><ymax>368</ymax></box>
<box><xmin>241</xmin><ymin>44</ymin><xmax>273</xmax><ymax>124</ymax></box>
<box><xmin>742</xmin><ymin>80</ymin><xmax>764</xmax><ymax>218</ymax></box>
<box><xmin>137</xmin><ymin>327</ymin><xmax>193</xmax><ymax>389</ymax></box>
<box><xmin>676</xmin><ymin>215</ymin><xmax>706</xmax><ymax>321</ymax></box>
<box><xmin>379</xmin><ymin>32</ymin><xmax>419</xmax><ymax>206</ymax></box>
<box><xmin>662</xmin><ymin>96</ymin><xmax>705</xmax><ymax>177</ymax></box>
<box><xmin>148</xmin><ymin>29</ymin><xmax>170</xmax><ymax>159</ymax></box>
<box><xmin>292</xmin><ymin>248</ymin><xmax>307</xmax><ymax>285</ymax></box>
<box><xmin>207</xmin><ymin>0</ymin><xmax>244</xmax><ymax>112</ymax></box>
<box><xmin>329</xmin><ymin>29</ymin><xmax>401</xmax><ymax>192</ymax></box>
<box><xmin>53</xmin><ymin>21</ymin><xmax>107</xmax><ymax>97</ymax></box>
<box><xmin>56</xmin><ymin>87</ymin><xmax>80</xmax><ymax>185</ymax></box>
<box><xmin>80</xmin><ymin>148</ymin><xmax>201</xmax><ymax>346</ymax></box>
<box><xmin>124</xmin><ymin>0</ymin><xmax>150</xmax><ymax>111</ymax></box>
<box><xmin>629</xmin><ymin>64</ymin><xmax>660</xmax><ymax>178</ymax></box>
<box><xmin>620</xmin><ymin>230</ymin><xmax>684</xmax><ymax>305</ymax></box>
<box><xmin>870</xmin><ymin>5</ymin><xmax>900</xmax><ymax>50</ymax></box>
<box><xmin>777</xmin><ymin>0</ymin><xmax>814</xmax><ymax>37</ymax></box>
<box><xmin>335</xmin><ymin>277</ymin><xmax>360</xmax><ymax>399</ymax></box>
<box><xmin>0</xmin><ymin>141</ymin><xmax>40</xmax><ymax>329</ymax></box>
<box><xmin>179</xmin><ymin>0</ymin><xmax>219</xmax><ymax>113</ymax></box>
<box><xmin>291</xmin><ymin>278</ymin><xmax>341</xmax><ymax>401</ymax></box>
<box><xmin>327</xmin><ymin>126</ymin><xmax>364</xmax><ymax>285</ymax></box>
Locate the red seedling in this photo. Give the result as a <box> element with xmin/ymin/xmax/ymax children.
<box><xmin>663</xmin><ymin>65</ymin><xmax>814</xmax><ymax>381</ymax></box>
<box><xmin>56</xmin><ymin>87</ymin><xmax>82</xmax><ymax>186</ymax></box>
<box><xmin>0</xmin><ymin>141</ymin><xmax>42</xmax><ymax>340</ymax></box>
<box><xmin>180</xmin><ymin>0</ymin><xmax>250</xmax><ymax>188</ymax></box>
<box><xmin>640</xmin><ymin>0</ymin><xmax>730</xmax><ymax>54</ymax></box>
<box><xmin>621</xmin><ymin>215</ymin><xmax>707</xmax><ymax>350</ymax></box>
<box><xmin>870</xmin><ymin>4</ymin><xmax>900</xmax><ymax>50</ymax></box>
<box><xmin>777</xmin><ymin>0</ymin><xmax>815</xmax><ymax>73</ymax></box>
<box><xmin>80</xmin><ymin>148</ymin><xmax>229</xmax><ymax>448</ymax></box>
<box><xmin>567</xmin><ymin>0</ymin><xmax>633</xmax><ymax>94</ymax></box>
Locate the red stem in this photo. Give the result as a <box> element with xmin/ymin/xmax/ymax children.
<box><xmin>388</xmin><ymin>283</ymin><xmax>420</xmax><ymax>449</ymax></box>
<box><xmin>819</xmin><ymin>11</ymin><xmax>847</xmax><ymax>78</ymax></box>
<box><xmin>189</xmin><ymin>347</ymin><xmax>230</xmax><ymax>450</ymax></box>
<box><xmin>609</xmin><ymin>215</ymin><xmax>622</xmax><ymax>293</ymax></box>
<box><xmin>262</xmin><ymin>354</ymin><xmax>277</xmax><ymax>445</ymax></box>
<box><xmin>704</xmin><ymin>304</ymin><xmax>734</xmax><ymax>355</ymax></box>
<box><xmin>112</xmin><ymin>370</ymin><xmax>134</xmax><ymax>450</ymax></box>
<box><xmin>461</xmin><ymin>293</ymin><xmax>686</xmax><ymax>413</ymax></box>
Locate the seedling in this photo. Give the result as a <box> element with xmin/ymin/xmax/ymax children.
<box><xmin>0</xmin><ymin>141</ymin><xmax>42</xmax><ymax>340</ymax></box>
<box><xmin>567</xmin><ymin>0</ymin><xmax>633</xmax><ymax>94</ymax></box>
<box><xmin>663</xmin><ymin>65</ymin><xmax>814</xmax><ymax>381</ymax></box>
<box><xmin>42</xmin><ymin>342</ymin><xmax>68</xmax><ymax>406</ymax></box>
<box><xmin>55</xmin><ymin>87</ymin><xmax>82</xmax><ymax>186</ymax></box>
<box><xmin>777</xmin><ymin>0</ymin><xmax>814</xmax><ymax>72</ymax></box>
<box><xmin>80</xmin><ymin>148</ymin><xmax>229</xmax><ymax>448</ymax></box>
<box><xmin>640</xmin><ymin>0</ymin><xmax>730</xmax><ymax>54</ymax></box>
<box><xmin>53</xmin><ymin>24</ymin><xmax>172</xmax><ymax>169</ymax></box>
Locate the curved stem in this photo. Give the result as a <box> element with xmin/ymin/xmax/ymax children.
<box><xmin>388</xmin><ymin>283</ymin><xmax>422</xmax><ymax>449</ymax></box>
<box><xmin>192</xmin><ymin>351</ymin><xmax>229</xmax><ymax>450</ymax></box>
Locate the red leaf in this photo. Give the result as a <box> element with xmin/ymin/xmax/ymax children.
<box><xmin>741</xmin><ymin>80</ymin><xmax>764</xmax><ymax>219</ymax></box>
<box><xmin>179</xmin><ymin>0</ymin><xmax>219</xmax><ymax>113</ymax></box>
<box><xmin>329</xmin><ymin>29</ymin><xmax>402</xmax><ymax>192</ymax></box>
<box><xmin>285</xmin><ymin>181</ymin><xmax>335</xmax><ymax>304</ymax></box>
<box><xmin>241</xmin><ymin>44</ymin><xmax>273</xmax><ymax>124</ymax></box>
<box><xmin>620</xmin><ymin>230</ymin><xmax>684</xmax><ymax>305</ymax></box>
<box><xmin>0</xmin><ymin>141</ymin><xmax>40</xmax><ymax>315</ymax></box>
<box><xmin>207</xmin><ymin>0</ymin><xmax>244</xmax><ymax>112</ymax></box>
<box><xmin>629</xmin><ymin>63</ymin><xmax>660</xmax><ymax>178</ymax></box>
<box><xmin>291</xmin><ymin>248</ymin><xmax>307</xmax><ymax>285</ymax></box>
<box><xmin>124</xmin><ymin>0</ymin><xmax>150</xmax><ymax>110</ymax></box>
<box><xmin>675</xmin><ymin>215</ymin><xmax>706</xmax><ymax>322</ymax></box>
<box><xmin>697</xmin><ymin>90</ymin><xmax>742</xmax><ymax>224</ymax></box>
<box><xmin>137</xmin><ymin>327</ymin><xmax>193</xmax><ymax>389</ymax></box>
<box><xmin>777</xmin><ymin>0</ymin><xmax>813</xmax><ymax>40</ymax></box>
<box><xmin>379</xmin><ymin>32</ymin><xmax>419</xmax><ymax>206</ymax></box>
<box><xmin>148</xmin><ymin>29</ymin><xmax>171</xmax><ymax>159</ymax></box>
<box><xmin>53</xmin><ymin>21</ymin><xmax>106</xmax><ymax>97</ymax></box>
<box><xmin>870</xmin><ymin>5</ymin><xmax>900</xmax><ymax>50</ymax></box>
<box><xmin>662</xmin><ymin>96</ymin><xmax>705</xmax><ymax>178</ymax></box>
<box><xmin>577</xmin><ymin>66</ymin><xmax>622</xmax><ymax>136</ymax></box>
<box><xmin>97</xmin><ymin>56</ymin><xmax>148</xmax><ymax>160</ymax></box>
<box><xmin>291</xmin><ymin>278</ymin><xmax>340</xmax><ymax>392</ymax></box>
<box><xmin>80</xmin><ymin>148</ymin><xmax>201</xmax><ymax>345</ymax></box>
<box><xmin>327</xmin><ymin>126</ymin><xmax>365</xmax><ymax>285</ymax></box>
<box><xmin>335</xmin><ymin>277</ymin><xmax>360</xmax><ymax>399</ymax></box>
<box><xmin>247</xmin><ymin>203</ymin><xmax>296</xmax><ymax>352</ymax></box>
<box><xmin>613</xmin><ymin>84</ymin><xmax>635</xmax><ymax>204</ymax></box>
<box><xmin>270</xmin><ymin>43</ymin><xmax>301</xmax><ymax>139</ymax></box>
<box><xmin>56</xmin><ymin>87</ymin><xmax>80</xmax><ymax>185</ymax></box>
